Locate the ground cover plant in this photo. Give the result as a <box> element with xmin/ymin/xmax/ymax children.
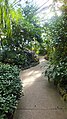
<box><xmin>0</xmin><ymin>63</ymin><xmax>22</xmax><ymax>119</ymax></box>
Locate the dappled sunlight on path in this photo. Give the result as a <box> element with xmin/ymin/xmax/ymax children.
<box><xmin>20</xmin><ymin>69</ymin><xmax>41</xmax><ymax>87</ymax></box>
<box><xmin>14</xmin><ymin>57</ymin><xmax>67</xmax><ymax>119</ymax></box>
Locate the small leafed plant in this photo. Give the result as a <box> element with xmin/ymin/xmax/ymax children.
<box><xmin>0</xmin><ymin>63</ymin><xmax>22</xmax><ymax>119</ymax></box>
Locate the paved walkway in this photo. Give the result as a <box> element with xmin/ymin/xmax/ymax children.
<box><xmin>13</xmin><ymin>57</ymin><xmax>67</xmax><ymax>119</ymax></box>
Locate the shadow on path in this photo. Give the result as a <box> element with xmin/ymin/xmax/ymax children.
<box><xmin>13</xmin><ymin>57</ymin><xmax>67</xmax><ymax>119</ymax></box>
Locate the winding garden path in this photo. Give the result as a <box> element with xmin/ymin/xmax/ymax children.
<box><xmin>14</xmin><ymin>57</ymin><xmax>67</xmax><ymax>119</ymax></box>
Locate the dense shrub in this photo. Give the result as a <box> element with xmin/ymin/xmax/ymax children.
<box><xmin>45</xmin><ymin>14</ymin><xmax>67</xmax><ymax>100</ymax></box>
<box><xmin>0</xmin><ymin>63</ymin><xmax>22</xmax><ymax>119</ymax></box>
<box><xmin>0</xmin><ymin>49</ymin><xmax>26</xmax><ymax>67</ymax></box>
<box><xmin>24</xmin><ymin>50</ymin><xmax>39</xmax><ymax>65</ymax></box>
<box><xmin>0</xmin><ymin>49</ymin><xmax>39</xmax><ymax>69</ymax></box>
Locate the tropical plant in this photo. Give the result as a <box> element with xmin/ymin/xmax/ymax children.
<box><xmin>44</xmin><ymin>1</ymin><xmax>67</xmax><ymax>100</ymax></box>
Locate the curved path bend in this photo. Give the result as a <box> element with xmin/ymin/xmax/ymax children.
<box><xmin>14</xmin><ymin>57</ymin><xmax>67</xmax><ymax>119</ymax></box>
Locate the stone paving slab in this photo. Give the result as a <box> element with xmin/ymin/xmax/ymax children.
<box><xmin>13</xmin><ymin>58</ymin><xmax>67</xmax><ymax>119</ymax></box>
<box><xmin>14</xmin><ymin>109</ymin><xmax>67</xmax><ymax>119</ymax></box>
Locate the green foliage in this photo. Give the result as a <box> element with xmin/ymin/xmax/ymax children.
<box><xmin>0</xmin><ymin>0</ymin><xmax>11</xmax><ymax>36</ymax></box>
<box><xmin>45</xmin><ymin>13</ymin><xmax>67</xmax><ymax>100</ymax></box>
<box><xmin>0</xmin><ymin>63</ymin><xmax>22</xmax><ymax>119</ymax></box>
<box><xmin>45</xmin><ymin>61</ymin><xmax>67</xmax><ymax>85</ymax></box>
<box><xmin>21</xmin><ymin>1</ymin><xmax>43</xmax><ymax>51</ymax></box>
<box><xmin>0</xmin><ymin>1</ymin><xmax>41</xmax><ymax>69</ymax></box>
<box><xmin>0</xmin><ymin>1</ymin><xmax>40</xmax><ymax>68</ymax></box>
<box><xmin>0</xmin><ymin>0</ymin><xmax>22</xmax><ymax>36</ymax></box>
<box><xmin>22</xmin><ymin>0</ymin><xmax>38</xmax><ymax>23</ymax></box>
<box><xmin>0</xmin><ymin>48</ymin><xmax>39</xmax><ymax>69</ymax></box>
<box><xmin>0</xmin><ymin>0</ymin><xmax>43</xmax><ymax>65</ymax></box>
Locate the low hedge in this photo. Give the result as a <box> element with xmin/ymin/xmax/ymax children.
<box><xmin>45</xmin><ymin>62</ymin><xmax>67</xmax><ymax>101</ymax></box>
<box><xmin>0</xmin><ymin>63</ymin><xmax>22</xmax><ymax>119</ymax></box>
<box><xmin>0</xmin><ymin>50</ymin><xmax>39</xmax><ymax>68</ymax></box>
